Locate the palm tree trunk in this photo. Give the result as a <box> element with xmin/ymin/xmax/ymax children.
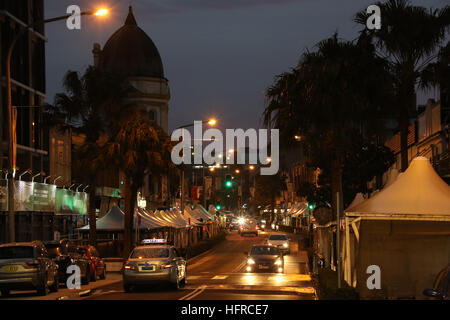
<box><xmin>330</xmin><ymin>152</ymin><xmax>344</xmax><ymax>221</ymax></box>
<box><xmin>123</xmin><ymin>176</ymin><xmax>133</xmax><ymax>259</ymax></box>
<box><xmin>88</xmin><ymin>183</ymin><xmax>97</xmax><ymax>246</ymax></box>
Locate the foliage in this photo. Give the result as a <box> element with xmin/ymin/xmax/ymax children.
<box><xmin>355</xmin><ymin>0</ymin><xmax>450</xmax><ymax>171</ymax></box>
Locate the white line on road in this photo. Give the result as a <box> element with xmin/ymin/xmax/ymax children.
<box><xmin>179</xmin><ymin>285</ymin><xmax>207</xmax><ymax>300</ymax></box>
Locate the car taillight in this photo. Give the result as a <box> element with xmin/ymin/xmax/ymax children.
<box><xmin>124</xmin><ymin>263</ymin><xmax>136</xmax><ymax>271</ymax></box>
<box><xmin>25</xmin><ymin>261</ymin><xmax>39</xmax><ymax>268</ymax></box>
<box><xmin>255</xmin><ymin>226</ymin><xmax>259</xmax><ymax>230</ymax></box>
<box><xmin>163</xmin><ymin>264</ymin><xmax>172</xmax><ymax>269</ymax></box>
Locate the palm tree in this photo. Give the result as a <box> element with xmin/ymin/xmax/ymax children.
<box><xmin>104</xmin><ymin>109</ymin><xmax>173</xmax><ymax>258</ymax></box>
<box><xmin>355</xmin><ymin>0</ymin><xmax>450</xmax><ymax>171</ymax></box>
<box><xmin>44</xmin><ymin>67</ymin><xmax>131</xmax><ymax>245</ymax></box>
<box><xmin>264</xmin><ymin>34</ymin><xmax>392</xmax><ymax>223</ymax></box>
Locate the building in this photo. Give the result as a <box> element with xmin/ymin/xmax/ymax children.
<box><xmin>384</xmin><ymin>99</ymin><xmax>449</xmax><ymax>184</ymax></box>
<box><xmin>71</xmin><ymin>6</ymin><xmax>172</xmax><ymax>215</ymax></box>
<box><xmin>0</xmin><ymin>1</ymin><xmax>50</xmax><ymax>242</ymax></box>
<box><xmin>0</xmin><ymin>0</ymin><xmax>47</xmax><ymax>179</ymax></box>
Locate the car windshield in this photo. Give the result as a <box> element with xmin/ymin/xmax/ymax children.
<box><xmin>269</xmin><ymin>234</ymin><xmax>287</xmax><ymax>241</ymax></box>
<box><xmin>130</xmin><ymin>248</ymin><xmax>170</xmax><ymax>259</ymax></box>
<box><xmin>251</xmin><ymin>246</ymin><xmax>280</xmax><ymax>255</ymax></box>
<box><xmin>0</xmin><ymin>246</ymin><xmax>35</xmax><ymax>259</ymax></box>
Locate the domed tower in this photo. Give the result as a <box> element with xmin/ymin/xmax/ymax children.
<box><xmin>92</xmin><ymin>6</ymin><xmax>170</xmax><ymax>208</ymax></box>
<box><xmin>93</xmin><ymin>6</ymin><xmax>169</xmax><ymax>132</ymax></box>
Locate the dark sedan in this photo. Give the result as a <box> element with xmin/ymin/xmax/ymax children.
<box><xmin>245</xmin><ymin>245</ymin><xmax>284</xmax><ymax>273</ymax></box>
<box><xmin>45</xmin><ymin>240</ymin><xmax>91</xmax><ymax>285</ymax></box>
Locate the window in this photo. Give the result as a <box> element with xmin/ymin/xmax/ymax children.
<box><xmin>269</xmin><ymin>234</ymin><xmax>287</xmax><ymax>241</ymax></box>
<box><xmin>0</xmin><ymin>246</ymin><xmax>35</xmax><ymax>259</ymax></box>
<box><xmin>148</xmin><ymin>110</ymin><xmax>156</xmax><ymax>121</ymax></box>
<box><xmin>130</xmin><ymin>248</ymin><xmax>169</xmax><ymax>259</ymax></box>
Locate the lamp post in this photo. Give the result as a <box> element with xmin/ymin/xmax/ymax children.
<box><xmin>176</xmin><ymin>119</ymin><xmax>217</xmax><ymax>212</ymax></box>
<box><xmin>31</xmin><ymin>172</ymin><xmax>42</xmax><ymax>183</ymax></box>
<box><xmin>3</xmin><ymin>8</ymin><xmax>108</xmax><ymax>242</ymax></box>
<box><xmin>53</xmin><ymin>176</ymin><xmax>62</xmax><ymax>185</ymax></box>
<box><xmin>18</xmin><ymin>169</ymin><xmax>32</xmax><ymax>181</ymax></box>
<box><xmin>43</xmin><ymin>175</ymin><xmax>52</xmax><ymax>184</ymax></box>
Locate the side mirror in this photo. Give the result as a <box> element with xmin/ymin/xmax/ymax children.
<box><xmin>423</xmin><ymin>288</ymin><xmax>442</xmax><ymax>299</ymax></box>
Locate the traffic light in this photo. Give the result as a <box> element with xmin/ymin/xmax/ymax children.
<box><xmin>225</xmin><ymin>174</ymin><xmax>232</xmax><ymax>188</ymax></box>
<box><xmin>216</xmin><ymin>203</ymin><xmax>222</xmax><ymax>210</ymax></box>
<box><xmin>308</xmin><ymin>203</ymin><xmax>315</xmax><ymax>210</ymax></box>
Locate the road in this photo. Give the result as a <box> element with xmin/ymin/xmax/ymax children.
<box><xmin>0</xmin><ymin>230</ymin><xmax>316</xmax><ymax>300</ymax></box>
<box><xmin>82</xmin><ymin>230</ymin><xmax>316</xmax><ymax>300</ymax></box>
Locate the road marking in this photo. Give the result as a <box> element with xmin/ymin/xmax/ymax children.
<box><xmin>185</xmin><ymin>285</ymin><xmax>207</xmax><ymax>300</ymax></box>
<box><xmin>212</xmin><ymin>275</ymin><xmax>228</xmax><ymax>280</ymax></box>
<box><xmin>232</xmin><ymin>261</ymin><xmax>247</xmax><ymax>273</ymax></box>
<box><xmin>179</xmin><ymin>285</ymin><xmax>207</xmax><ymax>300</ymax></box>
<box><xmin>187</xmin><ymin>276</ymin><xmax>203</xmax><ymax>279</ymax></box>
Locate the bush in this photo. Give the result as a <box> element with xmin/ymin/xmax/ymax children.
<box><xmin>183</xmin><ymin>231</ymin><xmax>227</xmax><ymax>259</ymax></box>
<box><xmin>318</xmin><ymin>268</ymin><xmax>359</xmax><ymax>300</ymax></box>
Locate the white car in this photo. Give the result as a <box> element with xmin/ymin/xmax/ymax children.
<box><xmin>267</xmin><ymin>233</ymin><xmax>291</xmax><ymax>254</ymax></box>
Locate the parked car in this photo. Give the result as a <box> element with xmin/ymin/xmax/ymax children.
<box><xmin>45</xmin><ymin>240</ymin><xmax>91</xmax><ymax>285</ymax></box>
<box><xmin>244</xmin><ymin>244</ymin><xmax>284</xmax><ymax>273</ymax></box>
<box><xmin>0</xmin><ymin>241</ymin><xmax>59</xmax><ymax>296</ymax></box>
<box><xmin>77</xmin><ymin>245</ymin><xmax>106</xmax><ymax>281</ymax></box>
<box><xmin>423</xmin><ymin>264</ymin><xmax>450</xmax><ymax>300</ymax></box>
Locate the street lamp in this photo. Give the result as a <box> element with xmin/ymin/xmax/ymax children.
<box><xmin>18</xmin><ymin>169</ymin><xmax>32</xmax><ymax>181</ymax></box>
<box><xmin>3</xmin><ymin>8</ymin><xmax>109</xmax><ymax>242</ymax></box>
<box><xmin>43</xmin><ymin>175</ymin><xmax>52</xmax><ymax>184</ymax></box>
<box><xmin>83</xmin><ymin>185</ymin><xmax>90</xmax><ymax>192</ymax></box>
<box><xmin>76</xmin><ymin>184</ymin><xmax>83</xmax><ymax>192</ymax></box>
<box><xmin>176</xmin><ymin>118</ymin><xmax>217</xmax><ymax>211</ymax></box>
<box><xmin>31</xmin><ymin>172</ymin><xmax>43</xmax><ymax>183</ymax></box>
<box><xmin>53</xmin><ymin>176</ymin><xmax>62</xmax><ymax>184</ymax></box>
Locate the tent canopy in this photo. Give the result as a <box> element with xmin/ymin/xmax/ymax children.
<box><xmin>346</xmin><ymin>157</ymin><xmax>450</xmax><ymax>219</ymax></box>
<box><xmin>345</xmin><ymin>193</ymin><xmax>366</xmax><ymax>211</ymax></box>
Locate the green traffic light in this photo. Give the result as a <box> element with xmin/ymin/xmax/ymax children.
<box><xmin>308</xmin><ymin>204</ymin><xmax>315</xmax><ymax>210</ymax></box>
<box><xmin>225</xmin><ymin>181</ymin><xmax>232</xmax><ymax>187</ymax></box>
<box><xmin>216</xmin><ymin>205</ymin><xmax>222</xmax><ymax>210</ymax></box>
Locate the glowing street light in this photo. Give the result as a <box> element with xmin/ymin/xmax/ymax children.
<box><xmin>235</xmin><ymin>169</ymin><xmax>240</xmax><ymax>174</ymax></box>
<box><xmin>249</xmin><ymin>165</ymin><xmax>255</xmax><ymax>170</ymax></box>
<box><xmin>94</xmin><ymin>8</ymin><xmax>108</xmax><ymax>16</ymax></box>
<box><xmin>207</xmin><ymin>118</ymin><xmax>217</xmax><ymax>126</ymax></box>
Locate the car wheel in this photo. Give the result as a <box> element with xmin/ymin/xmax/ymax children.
<box><xmin>172</xmin><ymin>275</ymin><xmax>180</xmax><ymax>290</ymax></box>
<box><xmin>100</xmin><ymin>267</ymin><xmax>106</xmax><ymax>280</ymax></box>
<box><xmin>123</xmin><ymin>284</ymin><xmax>132</xmax><ymax>293</ymax></box>
<box><xmin>91</xmin><ymin>267</ymin><xmax>97</xmax><ymax>282</ymax></box>
<box><xmin>1</xmin><ymin>289</ymin><xmax>10</xmax><ymax>297</ymax></box>
<box><xmin>37</xmin><ymin>279</ymin><xmax>49</xmax><ymax>296</ymax></box>
<box><xmin>82</xmin><ymin>267</ymin><xmax>90</xmax><ymax>285</ymax></box>
<box><xmin>49</xmin><ymin>274</ymin><xmax>59</xmax><ymax>293</ymax></box>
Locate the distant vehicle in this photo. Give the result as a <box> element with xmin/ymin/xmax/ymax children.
<box><xmin>245</xmin><ymin>244</ymin><xmax>284</xmax><ymax>273</ymax></box>
<box><xmin>78</xmin><ymin>245</ymin><xmax>106</xmax><ymax>282</ymax></box>
<box><xmin>423</xmin><ymin>264</ymin><xmax>450</xmax><ymax>300</ymax></box>
<box><xmin>239</xmin><ymin>218</ymin><xmax>259</xmax><ymax>236</ymax></box>
<box><xmin>0</xmin><ymin>241</ymin><xmax>59</xmax><ymax>296</ymax></box>
<box><xmin>45</xmin><ymin>240</ymin><xmax>91</xmax><ymax>284</ymax></box>
<box><xmin>267</xmin><ymin>233</ymin><xmax>291</xmax><ymax>254</ymax></box>
<box><xmin>122</xmin><ymin>239</ymin><xmax>186</xmax><ymax>292</ymax></box>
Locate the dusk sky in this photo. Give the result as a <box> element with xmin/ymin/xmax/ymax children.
<box><xmin>44</xmin><ymin>0</ymin><xmax>447</xmax><ymax>133</ymax></box>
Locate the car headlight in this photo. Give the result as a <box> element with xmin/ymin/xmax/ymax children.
<box><xmin>267</xmin><ymin>242</ymin><xmax>272</xmax><ymax>246</ymax></box>
<box><xmin>274</xmin><ymin>259</ymin><xmax>282</xmax><ymax>266</ymax></box>
<box><xmin>247</xmin><ymin>258</ymin><xmax>255</xmax><ymax>265</ymax></box>
<box><xmin>283</xmin><ymin>243</ymin><xmax>288</xmax><ymax>248</ymax></box>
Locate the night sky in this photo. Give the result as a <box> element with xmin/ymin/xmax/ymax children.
<box><xmin>44</xmin><ymin>0</ymin><xmax>446</xmax><ymax>133</ymax></box>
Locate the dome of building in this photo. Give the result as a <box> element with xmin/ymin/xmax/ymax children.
<box><xmin>99</xmin><ymin>6</ymin><xmax>164</xmax><ymax>78</ymax></box>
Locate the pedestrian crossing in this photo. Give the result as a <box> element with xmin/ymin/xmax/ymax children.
<box><xmin>187</xmin><ymin>273</ymin><xmax>312</xmax><ymax>282</ymax></box>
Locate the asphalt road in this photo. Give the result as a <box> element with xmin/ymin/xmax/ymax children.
<box><xmin>0</xmin><ymin>230</ymin><xmax>316</xmax><ymax>300</ymax></box>
<box><xmin>81</xmin><ymin>230</ymin><xmax>316</xmax><ymax>300</ymax></box>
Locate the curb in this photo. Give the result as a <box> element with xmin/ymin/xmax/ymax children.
<box><xmin>57</xmin><ymin>289</ymin><xmax>92</xmax><ymax>300</ymax></box>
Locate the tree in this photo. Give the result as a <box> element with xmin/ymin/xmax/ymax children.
<box><xmin>355</xmin><ymin>0</ymin><xmax>450</xmax><ymax>171</ymax></box>
<box><xmin>264</xmin><ymin>34</ymin><xmax>393</xmax><ymax>224</ymax></box>
<box><xmin>44</xmin><ymin>67</ymin><xmax>131</xmax><ymax>245</ymax></box>
<box><xmin>252</xmin><ymin>174</ymin><xmax>282</xmax><ymax>222</ymax></box>
<box><xmin>104</xmin><ymin>109</ymin><xmax>173</xmax><ymax>258</ymax></box>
